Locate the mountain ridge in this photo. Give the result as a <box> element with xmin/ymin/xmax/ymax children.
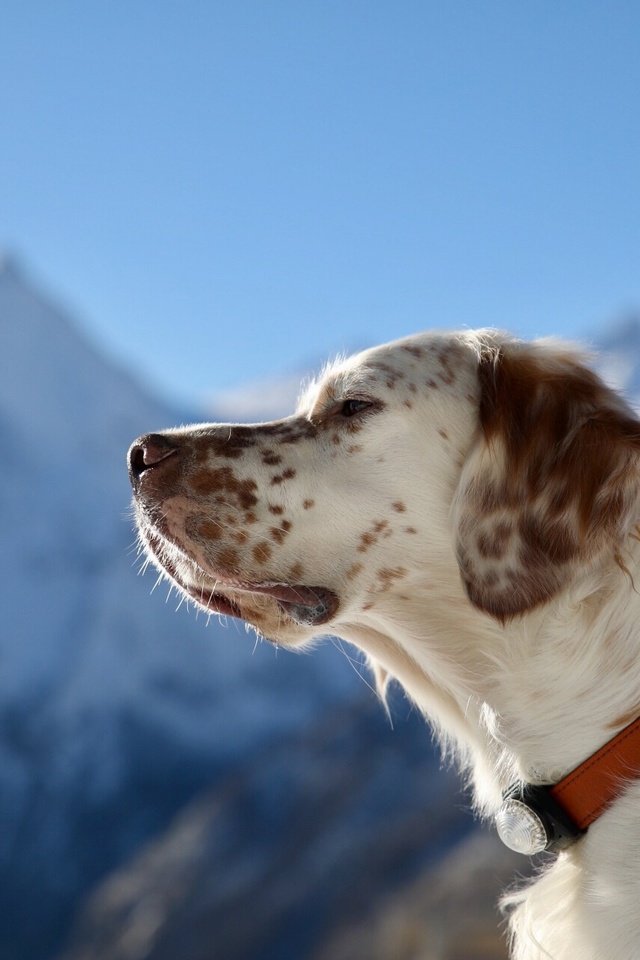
<box><xmin>0</xmin><ymin>257</ymin><xmax>363</xmax><ymax>959</ymax></box>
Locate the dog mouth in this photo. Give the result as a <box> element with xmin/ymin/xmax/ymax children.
<box><xmin>185</xmin><ymin>579</ymin><xmax>339</xmax><ymax>626</ymax></box>
<box><xmin>143</xmin><ymin>531</ymin><xmax>339</xmax><ymax>627</ymax></box>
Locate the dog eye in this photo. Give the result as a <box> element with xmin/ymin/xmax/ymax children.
<box><xmin>340</xmin><ymin>399</ymin><xmax>372</xmax><ymax>417</ymax></box>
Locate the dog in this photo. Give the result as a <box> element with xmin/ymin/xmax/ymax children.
<box><xmin>128</xmin><ymin>330</ymin><xmax>640</xmax><ymax>959</ymax></box>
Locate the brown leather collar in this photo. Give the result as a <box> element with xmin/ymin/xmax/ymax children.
<box><xmin>496</xmin><ymin>714</ymin><xmax>640</xmax><ymax>854</ymax></box>
<box><xmin>550</xmin><ymin>713</ymin><xmax>640</xmax><ymax>831</ymax></box>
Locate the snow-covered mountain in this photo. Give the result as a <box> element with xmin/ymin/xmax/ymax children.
<box><xmin>0</xmin><ymin>256</ymin><xmax>364</xmax><ymax>960</ymax></box>
<box><xmin>592</xmin><ymin>316</ymin><xmax>640</xmax><ymax>408</ymax></box>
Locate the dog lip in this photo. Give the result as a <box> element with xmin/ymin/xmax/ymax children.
<box><xmin>243</xmin><ymin>583</ymin><xmax>340</xmax><ymax>626</ymax></box>
<box><xmin>277</xmin><ymin>590</ymin><xmax>339</xmax><ymax>626</ymax></box>
<box><xmin>187</xmin><ymin>577</ymin><xmax>339</xmax><ymax>626</ymax></box>
<box><xmin>140</xmin><ymin>529</ymin><xmax>339</xmax><ymax>626</ymax></box>
<box><xmin>183</xmin><ymin>584</ymin><xmax>244</xmax><ymax>619</ymax></box>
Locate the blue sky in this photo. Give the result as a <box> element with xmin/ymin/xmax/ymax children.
<box><xmin>2</xmin><ymin>1</ymin><xmax>639</xmax><ymax>408</ymax></box>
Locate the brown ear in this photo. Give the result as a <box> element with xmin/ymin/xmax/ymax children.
<box><xmin>454</xmin><ymin>338</ymin><xmax>640</xmax><ymax>621</ymax></box>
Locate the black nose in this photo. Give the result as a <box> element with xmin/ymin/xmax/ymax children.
<box><xmin>128</xmin><ymin>433</ymin><xmax>178</xmax><ymax>484</ymax></box>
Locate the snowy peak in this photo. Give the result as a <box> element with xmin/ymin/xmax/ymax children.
<box><xmin>593</xmin><ymin>314</ymin><xmax>640</xmax><ymax>405</ymax></box>
<box><xmin>0</xmin><ymin>257</ymin><xmax>176</xmax><ymax>484</ymax></box>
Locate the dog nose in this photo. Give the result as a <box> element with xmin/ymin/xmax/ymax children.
<box><xmin>128</xmin><ymin>433</ymin><xmax>178</xmax><ymax>484</ymax></box>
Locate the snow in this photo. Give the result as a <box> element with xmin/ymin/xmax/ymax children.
<box><xmin>0</xmin><ymin>258</ymin><xmax>362</xmax><ymax>949</ymax></box>
<box><xmin>204</xmin><ymin>368</ymin><xmax>312</xmax><ymax>421</ymax></box>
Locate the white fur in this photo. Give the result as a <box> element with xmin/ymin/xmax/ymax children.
<box><xmin>131</xmin><ymin>330</ymin><xmax>640</xmax><ymax>959</ymax></box>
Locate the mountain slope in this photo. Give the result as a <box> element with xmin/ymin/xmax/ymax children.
<box><xmin>0</xmin><ymin>256</ymin><xmax>361</xmax><ymax>960</ymax></box>
<box><xmin>59</xmin><ymin>696</ymin><xmax>471</xmax><ymax>960</ymax></box>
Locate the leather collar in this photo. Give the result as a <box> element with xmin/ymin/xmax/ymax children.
<box><xmin>496</xmin><ymin>714</ymin><xmax>640</xmax><ymax>854</ymax></box>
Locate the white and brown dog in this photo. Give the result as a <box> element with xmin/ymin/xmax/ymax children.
<box><xmin>128</xmin><ymin>330</ymin><xmax>640</xmax><ymax>960</ymax></box>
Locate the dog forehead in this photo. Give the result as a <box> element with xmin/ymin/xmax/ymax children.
<box><xmin>359</xmin><ymin>330</ymin><xmax>463</xmax><ymax>364</ymax></box>
<box><xmin>336</xmin><ymin>331</ymin><xmax>457</xmax><ymax>378</ymax></box>
<box><xmin>298</xmin><ymin>330</ymin><xmax>478</xmax><ymax>416</ymax></box>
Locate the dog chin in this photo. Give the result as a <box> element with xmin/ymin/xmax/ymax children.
<box><xmin>140</xmin><ymin>527</ymin><xmax>339</xmax><ymax>632</ymax></box>
<box><xmin>181</xmin><ymin>575</ymin><xmax>340</xmax><ymax>629</ymax></box>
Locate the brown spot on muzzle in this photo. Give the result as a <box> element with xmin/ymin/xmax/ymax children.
<box><xmin>258</xmin><ymin>417</ymin><xmax>317</xmax><ymax>445</ymax></box>
<box><xmin>216</xmin><ymin>547</ymin><xmax>241</xmax><ymax>572</ymax></box>
<box><xmin>190</xmin><ymin>417</ymin><xmax>315</xmax><ymax>471</ymax></box>
<box><xmin>194</xmin><ymin>427</ymin><xmax>260</xmax><ymax>460</ymax></box>
<box><xmin>253</xmin><ymin>542</ymin><xmax>272</xmax><ymax>564</ymax></box>
<box><xmin>185</xmin><ymin>515</ymin><xmax>223</xmax><ymax>542</ymax></box>
<box><xmin>190</xmin><ymin>466</ymin><xmax>258</xmax><ymax>510</ymax></box>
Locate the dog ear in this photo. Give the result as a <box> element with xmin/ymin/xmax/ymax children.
<box><xmin>453</xmin><ymin>339</ymin><xmax>640</xmax><ymax>621</ymax></box>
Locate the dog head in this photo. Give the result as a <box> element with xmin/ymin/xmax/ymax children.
<box><xmin>128</xmin><ymin>332</ymin><xmax>482</xmax><ymax>645</ymax></box>
<box><xmin>128</xmin><ymin>330</ymin><xmax>640</xmax><ymax>648</ymax></box>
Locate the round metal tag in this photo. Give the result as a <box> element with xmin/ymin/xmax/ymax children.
<box><xmin>495</xmin><ymin>799</ymin><xmax>548</xmax><ymax>855</ymax></box>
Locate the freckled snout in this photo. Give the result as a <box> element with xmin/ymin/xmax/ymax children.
<box><xmin>128</xmin><ymin>433</ymin><xmax>178</xmax><ymax>488</ymax></box>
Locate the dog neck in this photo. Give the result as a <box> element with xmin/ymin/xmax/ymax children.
<box><xmin>339</xmin><ymin>535</ymin><xmax>640</xmax><ymax>819</ymax></box>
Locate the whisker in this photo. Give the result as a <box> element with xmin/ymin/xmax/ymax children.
<box><xmin>331</xmin><ymin>638</ymin><xmax>390</xmax><ymax>722</ymax></box>
<box><xmin>150</xmin><ymin>572</ymin><xmax>165</xmax><ymax>595</ymax></box>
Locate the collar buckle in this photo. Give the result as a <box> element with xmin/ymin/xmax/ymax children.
<box><xmin>495</xmin><ymin>782</ymin><xmax>584</xmax><ymax>855</ymax></box>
